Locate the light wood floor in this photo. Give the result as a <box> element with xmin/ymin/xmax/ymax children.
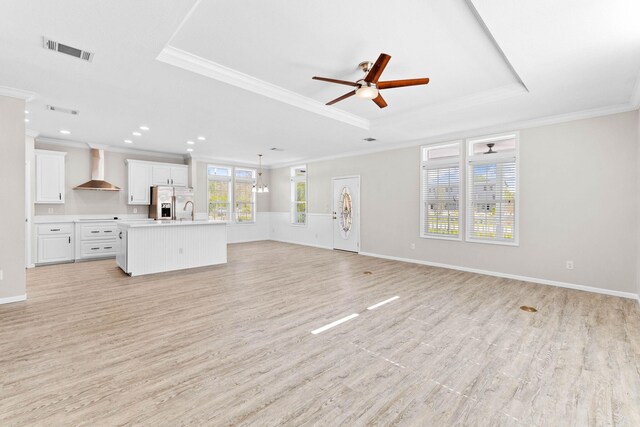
<box><xmin>1</xmin><ymin>241</ymin><xmax>639</xmax><ymax>426</ymax></box>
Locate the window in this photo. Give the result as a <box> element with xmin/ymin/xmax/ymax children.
<box><xmin>291</xmin><ymin>165</ymin><xmax>307</xmax><ymax>225</ymax></box>
<box><xmin>466</xmin><ymin>133</ymin><xmax>518</xmax><ymax>245</ymax></box>
<box><xmin>234</xmin><ymin>168</ymin><xmax>256</xmax><ymax>223</ymax></box>
<box><xmin>420</xmin><ymin>142</ymin><xmax>462</xmax><ymax>239</ymax></box>
<box><xmin>207</xmin><ymin>166</ymin><xmax>232</xmax><ymax>221</ymax></box>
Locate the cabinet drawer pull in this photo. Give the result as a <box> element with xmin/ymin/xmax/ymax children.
<box><xmin>50</xmin><ymin>228</ymin><xmax>60</xmax><ymax>231</ymax></box>
<box><xmin>91</xmin><ymin>247</ymin><xmax>100</xmax><ymax>250</ymax></box>
<box><xmin>68</xmin><ymin>237</ymin><xmax>71</xmax><ymax>244</ymax></box>
<box><xmin>104</xmin><ymin>247</ymin><xmax>112</xmax><ymax>250</ymax></box>
<box><xmin>59</xmin><ymin>193</ymin><xmax>62</xmax><ymax>200</ymax></box>
<box><xmin>104</xmin><ymin>230</ymin><xmax>113</xmax><ymax>233</ymax></box>
<box><xmin>90</xmin><ymin>230</ymin><xmax>100</xmax><ymax>233</ymax></box>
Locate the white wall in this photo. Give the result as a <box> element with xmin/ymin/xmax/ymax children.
<box><xmin>269</xmin><ymin>111</ymin><xmax>639</xmax><ymax>296</ymax></box>
<box><xmin>0</xmin><ymin>95</ymin><xmax>26</xmax><ymax>302</ymax></box>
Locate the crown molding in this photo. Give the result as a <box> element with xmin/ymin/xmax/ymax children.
<box><xmin>189</xmin><ymin>154</ymin><xmax>269</xmax><ymax>169</ymax></box>
<box><xmin>270</xmin><ymin>102</ymin><xmax>637</xmax><ymax>169</ymax></box>
<box><xmin>35</xmin><ymin>137</ymin><xmax>187</xmax><ymax>161</ymax></box>
<box><xmin>156</xmin><ymin>46</ymin><xmax>369</xmax><ymax>131</ymax></box>
<box><xmin>0</xmin><ymin>85</ymin><xmax>36</xmax><ymax>101</ymax></box>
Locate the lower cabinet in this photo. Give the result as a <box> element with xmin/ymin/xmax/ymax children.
<box><xmin>75</xmin><ymin>221</ymin><xmax>119</xmax><ymax>261</ymax></box>
<box><xmin>36</xmin><ymin>223</ymin><xmax>74</xmax><ymax>264</ymax></box>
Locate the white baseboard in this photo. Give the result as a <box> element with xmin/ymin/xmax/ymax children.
<box><xmin>270</xmin><ymin>238</ymin><xmax>332</xmax><ymax>250</ymax></box>
<box><xmin>0</xmin><ymin>294</ymin><xmax>27</xmax><ymax>305</ymax></box>
<box><xmin>359</xmin><ymin>251</ymin><xmax>639</xmax><ymax>300</ymax></box>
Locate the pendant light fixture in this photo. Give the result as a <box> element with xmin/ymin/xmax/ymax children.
<box><xmin>252</xmin><ymin>154</ymin><xmax>269</xmax><ymax>193</ymax></box>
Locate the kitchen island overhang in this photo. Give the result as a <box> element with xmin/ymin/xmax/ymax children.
<box><xmin>116</xmin><ymin>220</ymin><xmax>227</xmax><ymax>276</ymax></box>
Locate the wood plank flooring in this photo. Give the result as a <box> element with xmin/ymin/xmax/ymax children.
<box><xmin>1</xmin><ymin>241</ymin><xmax>639</xmax><ymax>426</ymax></box>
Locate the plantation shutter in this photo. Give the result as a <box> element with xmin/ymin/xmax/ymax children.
<box><xmin>422</xmin><ymin>164</ymin><xmax>460</xmax><ymax>237</ymax></box>
<box><xmin>467</xmin><ymin>159</ymin><xmax>516</xmax><ymax>242</ymax></box>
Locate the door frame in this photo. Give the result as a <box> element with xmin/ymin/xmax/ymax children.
<box><xmin>331</xmin><ymin>175</ymin><xmax>361</xmax><ymax>253</ymax></box>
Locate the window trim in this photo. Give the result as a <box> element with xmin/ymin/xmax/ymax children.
<box><xmin>420</xmin><ymin>141</ymin><xmax>463</xmax><ymax>241</ymax></box>
<box><xmin>206</xmin><ymin>164</ymin><xmax>232</xmax><ymax>222</ymax></box>
<box><xmin>465</xmin><ymin>132</ymin><xmax>520</xmax><ymax>246</ymax></box>
<box><xmin>233</xmin><ymin>167</ymin><xmax>257</xmax><ymax>224</ymax></box>
<box><xmin>290</xmin><ymin>165</ymin><xmax>307</xmax><ymax>226</ymax></box>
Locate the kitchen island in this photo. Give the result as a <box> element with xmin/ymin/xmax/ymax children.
<box><xmin>116</xmin><ymin>220</ymin><xmax>227</xmax><ymax>276</ymax></box>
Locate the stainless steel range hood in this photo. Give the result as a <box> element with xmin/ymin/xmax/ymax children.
<box><xmin>74</xmin><ymin>148</ymin><xmax>121</xmax><ymax>191</ymax></box>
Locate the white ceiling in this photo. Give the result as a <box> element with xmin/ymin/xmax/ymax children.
<box><xmin>1</xmin><ymin>0</ymin><xmax>639</xmax><ymax>166</ymax></box>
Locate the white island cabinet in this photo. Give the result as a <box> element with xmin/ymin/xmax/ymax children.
<box><xmin>116</xmin><ymin>220</ymin><xmax>227</xmax><ymax>276</ymax></box>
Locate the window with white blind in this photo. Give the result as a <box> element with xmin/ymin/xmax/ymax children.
<box><xmin>291</xmin><ymin>165</ymin><xmax>307</xmax><ymax>225</ymax></box>
<box><xmin>234</xmin><ymin>168</ymin><xmax>256</xmax><ymax>223</ymax></box>
<box><xmin>420</xmin><ymin>142</ymin><xmax>462</xmax><ymax>239</ymax></box>
<box><xmin>207</xmin><ymin>166</ymin><xmax>232</xmax><ymax>221</ymax></box>
<box><xmin>466</xmin><ymin>133</ymin><xmax>518</xmax><ymax>245</ymax></box>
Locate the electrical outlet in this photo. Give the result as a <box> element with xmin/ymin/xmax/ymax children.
<box><xmin>410</xmin><ymin>243</ymin><xmax>415</xmax><ymax>250</ymax></box>
<box><xmin>566</xmin><ymin>261</ymin><xmax>574</xmax><ymax>270</ymax></box>
<box><xmin>133</xmin><ymin>208</ymin><xmax>138</xmax><ymax>214</ymax></box>
<box><xmin>48</xmin><ymin>207</ymin><xmax>53</xmax><ymax>214</ymax></box>
<box><xmin>179</xmin><ymin>248</ymin><xmax>183</xmax><ymax>255</ymax></box>
<box><xmin>0</xmin><ymin>270</ymin><xmax>3</xmax><ymax>280</ymax></box>
<box><xmin>315</xmin><ymin>233</ymin><xmax>318</xmax><ymax>239</ymax></box>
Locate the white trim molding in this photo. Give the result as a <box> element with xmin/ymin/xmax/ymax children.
<box><xmin>0</xmin><ymin>86</ymin><xmax>36</xmax><ymax>101</ymax></box>
<box><xmin>359</xmin><ymin>251</ymin><xmax>638</xmax><ymax>300</ymax></box>
<box><xmin>36</xmin><ymin>137</ymin><xmax>187</xmax><ymax>161</ymax></box>
<box><xmin>156</xmin><ymin>46</ymin><xmax>369</xmax><ymax>131</ymax></box>
<box><xmin>0</xmin><ymin>294</ymin><xmax>27</xmax><ymax>305</ymax></box>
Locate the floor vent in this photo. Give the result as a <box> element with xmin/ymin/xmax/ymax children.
<box><xmin>43</xmin><ymin>37</ymin><xmax>94</xmax><ymax>62</ymax></box>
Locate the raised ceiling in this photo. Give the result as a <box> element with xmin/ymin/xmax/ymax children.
<box><xmin>1</xmin><ymin>0</ymin><xmax>639</xmax><ymax>166</ymax></box>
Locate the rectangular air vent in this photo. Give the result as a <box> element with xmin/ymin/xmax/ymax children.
<box><xmin>46</xmin><ymin>105</ymin><xmax>79</xmax><ymax>115</ymax></box>
<box><xmin>43</xmin><ymin>37</ymin><xmax>94</xmax><ymax>62</ymax></box>
<box><xmin>269</xmin><ymin>147</ymin><xmax>284</xmax><ymax>151</ymax></box>
<box><xmin>363</xmin><ymin>137</ymin><xmax>377</xmax><ymax>142</ymax></box>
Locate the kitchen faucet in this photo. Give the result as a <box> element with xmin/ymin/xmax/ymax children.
<box><xmin>183</xmin><ymin>200</ymin><xmax>195</xmax><ymax>221</ymax></box>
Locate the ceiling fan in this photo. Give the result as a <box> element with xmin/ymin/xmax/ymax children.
<box><xmin>312</xmin><ymin>53</ymin><xmax>429</xmax><ymax>109</ymax></box>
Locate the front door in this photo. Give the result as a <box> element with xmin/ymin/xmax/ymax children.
<box><xmin>332</xmin><ymin>176</ymin><xmax>360</xmax><ymax>252</ymax></box>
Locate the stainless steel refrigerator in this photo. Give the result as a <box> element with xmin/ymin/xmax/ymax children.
<box><xmin>149</xmin><ymin>186</ymin><xmax>195</xmax><ymax>220</ymax></box>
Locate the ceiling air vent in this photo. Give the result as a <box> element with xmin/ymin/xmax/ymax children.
<box><xmin>363</xmin><ymin>137</ymin><xmax>377</xmax><ymax>142</ymax></box>
<box><xmin>43</xmin><ymin>37</ymin><xmax>94</xmax><ymax>62</ymax></box>
<box><xmin>46</xmin><ymin>105</ymin><xmax>79</xmax><ymax>115</ymax></box>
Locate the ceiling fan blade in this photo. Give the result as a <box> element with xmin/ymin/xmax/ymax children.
<box><xmin>312</xmin><ymin>76</ymin><xmax>358</xmax><ymax>87</ymax></box>
<box><xmin>372</xmin><ymin>93</ymin><xmax>388</xmax><ymax>108</ymax></box>
<box><xmin>326</xmin><ymin>90</ymin><xmax>356</xmax><ymax>105</ymax></box>
<box><xmin>364</xmin><ymin>53</ymin><xmax>391</xmax><ymax>83</ymax></box>
<box><xmin>377</xmin><ymin>78</ymin><xmax>430</xmax><ymax>90</ymax></box>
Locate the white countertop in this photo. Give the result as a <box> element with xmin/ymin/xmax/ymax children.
<box><xmin>118</xmin><ymin>219</ymin><xmax>227</xmax><ymax>228</ymax></box>
<box><xmin>33</xmin><ymin>214</ymin><xmax>151</xmax><ymax>224</ymax></box>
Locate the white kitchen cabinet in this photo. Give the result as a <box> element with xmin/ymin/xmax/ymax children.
<box><xmin>36</xmin><ymin>223</ymin><xmax>74</xmax><ymax>264</ymax></box>
<box><xmin>152</xmin><ymin>164</ymin><xmax>188</xmax><ymax>186</ymax></box>
<box><xmin>127</xmin><ymin>161</ymin><xmax>152</xmax><ymax>205</ymax></box>
<box><xmin>35</xmin><ymin>150</ymin><xmax>66</xmax><ymax>204</ymax></box>
<box><xmin>74</xmin><ymin>221</ymin><xmax>119</xmax><ymax>261</ymax></box>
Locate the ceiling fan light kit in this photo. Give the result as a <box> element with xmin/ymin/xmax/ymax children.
<box><xmin>312</xmin><ymin>53</ymin><xmax>430</xmax><ymax>108</ymax></box>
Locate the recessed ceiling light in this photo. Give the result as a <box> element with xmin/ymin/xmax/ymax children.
<box><xmin>197</xmin><ymin>136</ymin><xmax>205</xmax><ymax>141</ymax></box>
<box><xmin>24</xmin><ymin>110</ymin><xmax>29</xmax><ymax>114</ymax></box>
<box><xmin>59</xmin><ymin>129</ymin><xmax>71</xmax><ymax>135</ymax></box>
<box><xmin>187</xmin><ymin>140</ymin><xmax>195</xmax><ymax>145</ymax></box>
<box><xmin>24</xmin><ymin>118</ymin><xmax>29</xmax><ymax>123</ymax></box>
<box><xmin>132</xmin><ymin>131</ymin><xmax>142</xmax><ymax>136</ymax></box>
<box><xmin>139</xmin><ymin>126</ymin><xmax>149</xmax><ymax>131</ymax></box>
<box><xmin>186</xmin><ymin>148</ymin><xmax>194</xmax><ymax>152</ymax></box>
<box><xmin>124</xmin><ymin>139</ymin><xmax>133</xmax><ymax>144</ymax></box>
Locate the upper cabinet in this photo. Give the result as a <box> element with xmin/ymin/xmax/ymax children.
<box><xmin>127</xmin><ymin>161</ymin><xmax>153</xmax><ymax>205</ymax></box>
<box><xmin>152</xmin><ymin>164</ymin><xmax>188</xmax><ymax>186</ymax></box>
<box><xmin>35</xmin><ymin>150</ymin><xmax>66</xmax><ymax>204</ymax></box>
<box><xmin>127</xmin><ymin>160</ymin><xmax>189</xmax><ymax>205</ymax></box>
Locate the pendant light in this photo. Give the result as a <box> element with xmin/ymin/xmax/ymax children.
<box><xmin>252</xmin><ymin>154</ymin><xmax>269</xmax><ymax>193</ymax></box>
